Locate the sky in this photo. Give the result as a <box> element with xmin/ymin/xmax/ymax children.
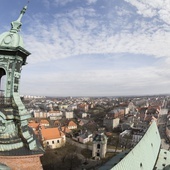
<box><xmin>0</xmin><ymin>0</ymin><xmax>170</xmax><ymax>97</ymax></box>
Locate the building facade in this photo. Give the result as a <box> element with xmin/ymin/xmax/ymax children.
<box><xmin>92</xmin><ymin>133</ymin><xmax>108</xmax><ymax>159</ymax></box>
<box><xmin>41</xmin><ymin>127</ymin><xmax>66</xmax><ymax>149</ymax></box>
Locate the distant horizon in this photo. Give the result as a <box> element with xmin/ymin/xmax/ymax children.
<box><xmin>21</xmin><ymin>93</ymin><xmax>170</xmax><ymax>98</ymax></box>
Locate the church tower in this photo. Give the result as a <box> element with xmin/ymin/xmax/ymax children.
<box><xmin>92</xmin><ymin>133</ymin><xmax>108</xmax><ymax>159</ymax></box>
<box><xmin>0</xmin><ymin>5</ymin><xmax>43</xmax><ymax>170</ymax></box>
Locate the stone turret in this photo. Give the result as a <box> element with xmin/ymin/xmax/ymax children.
<box><xmin>0</xmin><ymin>5</ymin><xmax>43</xmax><ymax>170</ymax></box>
<box><xmin>92</xmin><ymin>132</ymin><xmax>108</xmax><ymax>159</ymax></box>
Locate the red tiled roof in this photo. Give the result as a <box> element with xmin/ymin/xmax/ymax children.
<box><xmin>68</xmin><ymin>121</ymin><xmax>77</xmax><ymax>127</ymax></box>
<box><xmin>40</xmin><ymin>119</ymin><xmax>49</xmax><ymax>124</ymax></box>
<box><xmin>41</xmin><ymin>128</ymin><xmax>64</xmax><ymax>140</ymax></box>
<box><xmin>61</xmin><ymin>126</ymin><xmax>71</xmax><ymax>133</ymax></box>
<box><xmin>48</xmin><ymin>110</ymin><xmax>60</xmax><ymax>113</ymax></box>
<box><xmin>28</xmin><ymin>122</ymin><xmax>40</xmax><ymax>130</ymax></box>
<box><xmin>29</xmin><ymin>120</ymin><xmax>36</xmax><ymax>123</ymax></box>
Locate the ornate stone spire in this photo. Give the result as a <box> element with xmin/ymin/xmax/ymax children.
<box><xmin>10</xmin><ymin>6</ymin><xmax>27</xmax><ymax>33</ymax></box>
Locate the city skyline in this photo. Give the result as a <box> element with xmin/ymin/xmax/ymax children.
<box><xmin>1</xmin><ymin>0</ymin><xmax>170</xmax><ymax>97</ymax></box>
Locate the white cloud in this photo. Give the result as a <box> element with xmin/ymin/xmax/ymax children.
<box><xmin>54</xmin><ymin>0</ymin><xmax>74</xmax><ymax>6</ymax></box>
<box><xmin>24</xmin><ymin>12</ymin><xmax>170</xmax><ymax>64</ymax></box>
<box><xmin>18</xmin><ymin>0</ymin><xmax>170</xmax><ymax>96</ymax></box>
<box><xmin>124</xmin><ymin>0</ymin><xmax>170</xmax><ymax>24</ymax></box>
<box><xmin>87</xmin><ymin>0</ymin><xmax>98</xmax><ymax>5</ymax></box>
<box><xmin>22</xmin><ymin>1</ymin><xmax>170</xmax><ymax>65</ymax></box>
<box><xmin>115</xmin><ymin>6</ymin><xmax>133</xmax><ymax>17</ymax></box>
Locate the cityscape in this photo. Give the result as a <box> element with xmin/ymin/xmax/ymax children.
<box><xmin>25</xmin><ymin>94</ymin><xmax>170</xmax><ymax>169</ymax></box>
<box><xmin>1</xmin><ymin>0</ymin><xmax>170</xmax><ymax>170</ymax></box>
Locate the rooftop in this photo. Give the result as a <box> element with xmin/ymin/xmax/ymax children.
<box><xmin>41</xmin><ymin>128</ymin><xmax>64</xmax><ymax>140</ymax></box>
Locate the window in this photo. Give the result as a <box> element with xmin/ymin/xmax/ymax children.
<box><xmin>57</xmin><ymin>140</ymin><xmax>60</xmax><ymax>143</ymax></box>
<box><xmin>0</xmin><ymin>68</ymin><xmax>6</xmax><ymax>96</ymax></box>
<box><xmin>97</xmin><ymin>144</ymin><xmax>100</xmax><ymax>149</ymax></box>
<box><xmin>47</xmin><ymin>141</ymin><xmax>49</xmax><ymax>145</ymax></box>
<box><xmin>52</xmin><ymin>141</ymin><xmax>54</xmax><ymax>144</ymax></box>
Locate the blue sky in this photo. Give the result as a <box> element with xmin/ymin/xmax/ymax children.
<box><xmin>1</xmin><ymin>0</ymin><xmax>170</xmax><ymax>97</ymax></box>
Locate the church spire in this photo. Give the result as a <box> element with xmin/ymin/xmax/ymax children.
<box><xmin>10</xmin><ymin>5</ymin><xmax>27</xmax><ymax>33</ymax></box>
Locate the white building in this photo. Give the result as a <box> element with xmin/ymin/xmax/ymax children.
<box><xmin>124</xmin><ymin>107</ymin><xmax>130</xmax><ymax>115</ymax></box>
<box><xmin>65</xmin><ymin>111</ymin><xmax>74</xmax><ymax>119</ymax></box>
<box><xmin>74</xmin><ymin>132</ymin><xmax>93</xmax><ymax>144</ymax></box>
<box><xmin>58</xmin><ymin>104</ymin><xmax>69</xmax><ymax>110</ymax></box>
<box><xmin>41</xmin><ymin>127</ymin><xmax>66</xmax><ymax>149</ymax></box>
<box><xmin>68</xmin><ymin>104</ymin><xmax>77</xmax><ymax>111</ymax></box>
<box><xmin>47</xmin><ymin>110</ymin><xmax>63</xmax><ymax>120</ymax></box>
<box><xmin>33</xmin><ymin>111</ymin><xmax>47</xmax><ymax>118</ymax></box>
<box><xmin>92</xmin><ymin>133</ymin><xmax>108</xmax><ymax>159</ymax></box>
<box><xmin>68</xmin><ymin>121</ymin><xmax>77</xmax><ymax>130</ymax></box>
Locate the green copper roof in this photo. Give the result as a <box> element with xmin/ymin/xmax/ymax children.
<box><xmin>0</xmin><ymin>164</ymin><xmax>11</xmax><ymax>170</ymax></box>
<box><xmin>0</xmin><ymin>6</ymin><xmax>27</xmax><ymax>48</ymax></box>
<box><xmin>99</xmin><ymin>121</ymin><xmax>161</xmax><ymax>170</ymax></box>
<box><xmin>155</xmin><ymin>149</ymin><xmax>170</xmax><ymax>169</ymax></box>
<box><xmin>10</xmin><ymin>6</ymin><xmax>27</xmax><ymax>33</ymax></box>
